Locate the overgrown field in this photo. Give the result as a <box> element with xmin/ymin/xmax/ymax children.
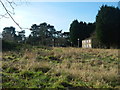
<box><xmin>2</xmin><ymin>46</ymin><xmax>119</xmax><ymax>89</ymax></box>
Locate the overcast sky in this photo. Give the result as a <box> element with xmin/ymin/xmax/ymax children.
<box><xmin>0</xmin><ymin>1</ymin><xmax>118</xmax><ymax>36</ymax></box>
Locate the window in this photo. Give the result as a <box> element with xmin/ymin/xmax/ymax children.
<box><xmin>89</xmin><ymin>40</ymin><xmax>91</xmax><ymax>43</ymax></box>
<box><xmin>89</xmin><ymin>44</ymin><xmax>91</xmax><ymax>48</ymax></box>
<box><xmin>86</xmin><ymin>40</ymin><xmax>88</xmax><ymax>43</ymax></box>
<box><xmin>86</xmin><ymin>45</ymin><xmax>88</xmax><ymax>48</ymax></box>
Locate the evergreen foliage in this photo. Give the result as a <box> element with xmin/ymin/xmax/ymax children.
<box><xmin>96</xmin><ymin>5</ymin><xmax>120</xmax><ymax>48</ymax></box>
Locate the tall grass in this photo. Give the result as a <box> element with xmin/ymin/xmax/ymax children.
<box><xmin>2</xmin><ymin>47</ymin><xmax>119</xmax><ymax>88</ymax></box>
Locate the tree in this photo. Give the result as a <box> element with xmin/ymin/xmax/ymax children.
<box><xmin>2</xmin><ymin>26</ymin><xmax>17</xmax><ymax>42</ymax></box>
<box><xmin>61</xmin><ymin>32</ymin><xmax>70</xmax><ymax>46</ymax></box>
<box><xmin>79</xmin><ymin>21</ymin><xmax>87</xmax><ymax>40</ymax></box>
<box><xmin>69</xmin><ymin>20</ymin><xmax>95</xmax><ymax>47</ymax></box>
<box><xmin>47</xmin><ymin>24</ymin><xmax>56</xmax><ymax>38</ymax></box>
<box><xmin>86</xmin><ymin>22</ymin><xmax>95</xmax><ymax>38</ymax></box>
<box><xmin>30</xmin><ymin>24</ymin><xmax>39</xmax><ymax>37</ymax></box>
<box><xmin>28</xmin><ymin>22</ymin><xmax>57</xmax><ymax>46</ymax></box>
<box><xmin>29</xmin><ymin>24</ymin><xmax>41</xmax><ymax>45</ymax></box>
<box><xmin>39</xmin><ymin>22</ymin><xmax>48</xmax><ymax>45</ymax></box>
<box><xmin>96</xmin><ymin>5</ymin><xmax>120</xmax><ymax>48</ymax></box>
<box><xmin>17</xmin><ymin>30</ymin><xmax>25</xmax><ymax>43</ymax></box>
<box><xmin>69</xmin><ymin>20</ymin><xmax>80</xmax><ymax>46</ymax></box>
<box><xmin>2</xmin><ymin>26</ymin><xmax>26</xmax><ymax>43</ymax></box>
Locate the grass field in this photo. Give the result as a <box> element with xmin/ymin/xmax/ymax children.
<box><xmin>2</xmin><ymin>47</ymin><xmax>119</xmax><ymax>89</ymax></box>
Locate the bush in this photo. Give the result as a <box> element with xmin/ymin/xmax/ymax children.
<box><xmin>2</xmin><ymin>40</ymin><xmax>22</xmax><ymax>51</ymax></box>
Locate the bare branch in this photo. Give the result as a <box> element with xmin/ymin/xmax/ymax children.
<box><xmin>6</xmin><ymin>0</ymin><xmax>15</xmax><ymax>14</ymax></box>
<box><xmin>6</xmin><ymin>0</ymin><xmax>14</xmax><ymax>9</ymax></box>
<box><xmin>0</xmin><ymin>13</ymin><xmax>9</xmax><ymax>19</ymax></box>
<box><xmin>0</xmin><ymin>0</ymin><xmax>22</xmax><ymax>30</ymax></box>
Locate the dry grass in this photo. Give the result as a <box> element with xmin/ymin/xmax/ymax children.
<box><xmin>50</xmin><ymin>47</ymin><xmax>119</xmax><ymax>88</ymax></box>
<box><xmin>2</xmin><ymin>47</ymin><xmax>119</xmax><ymax>88</ymax></box>
<box><xmin>55</xmin><ymin>61</ymin><xmax>118</xmax><ymax>84</ymax></box>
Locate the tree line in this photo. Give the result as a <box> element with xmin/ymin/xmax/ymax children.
<box><xmin>2</xmin><ymin>22</ymin><xmax>70</xmax><ymax>50</ymax></box>
<box><xmin>1</xmin><ymin>5</ymin><xmax>120</xmax><ymax>50</ymax></box>
<box><xmin>70</xmin><ymin>5</ymin><xmax>120</xmax><ymax>48</ymax></box>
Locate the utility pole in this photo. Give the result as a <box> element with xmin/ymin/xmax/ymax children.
<box><xmin>78</xmin><ymin>38</ymin><xmax>79</xmax><ymax>48</ymax></box>
<box><xmin>52</xmin><ymin>38</ymin><xmax>55</xmax><ymax>47</ymax></box>
<box><xmin>71</xmin><ymin>42</ymin><xmax>72</xmax><ymax>47</ymax></box>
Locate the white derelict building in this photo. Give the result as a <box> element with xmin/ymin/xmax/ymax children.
<box><xmin>82</xmin><ymin>39</ymin><xmax>92</xmax><ymax>48</ymax></box>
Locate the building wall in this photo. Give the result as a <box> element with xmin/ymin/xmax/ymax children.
<box><xmin>82</xmin><ymin>39</ymin><xmax>92</xmax><ymax>48</ymax></box>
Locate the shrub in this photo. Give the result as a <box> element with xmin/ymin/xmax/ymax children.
<box><xmin>2</xmin><ymin>40</ymin><xmax>22</xmax><ymax>51</ymax></box>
